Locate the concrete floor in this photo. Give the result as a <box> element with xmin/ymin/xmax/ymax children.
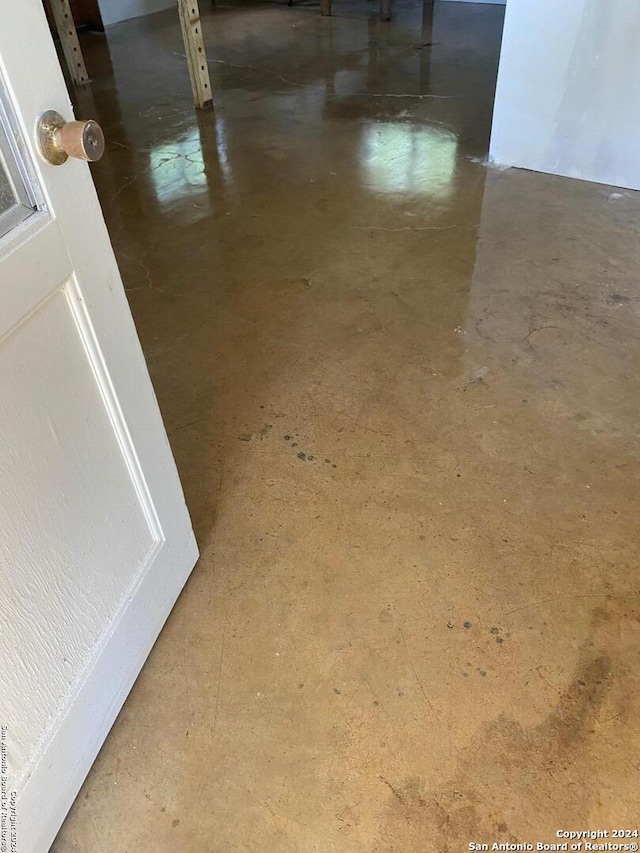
<box><xmin>53</xmin><ymin>1</ymin><xmax>640</xmax><ymax>850</ymax></box>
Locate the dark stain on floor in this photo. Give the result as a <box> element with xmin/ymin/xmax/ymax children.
<box><xmin>373</xmin><ymin>598</ymin><xmax>638</xmax><ymax>852</ymax></box>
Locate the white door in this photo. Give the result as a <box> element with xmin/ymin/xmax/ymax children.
<box><xmin>0</xmin><ymin>3</ymin><xmax>198</xmax><ymax>852</ymax></box>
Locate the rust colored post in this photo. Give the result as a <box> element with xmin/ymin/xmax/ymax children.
<box><xmin>178</xmin><ymin>0</ymin><xmax>213</xmax><ymax>110</ymax></box>
<box><xmin>50</xmin><ymin>0</ymin><xmax>89</xmax><ymax>85</ymax></box>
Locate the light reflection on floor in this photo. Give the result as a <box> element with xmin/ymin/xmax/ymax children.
<box><xmin>148</xmin><ymin>115</ymin><xmax>232</xmax><ymax>207</ymax></box>
<box><xmin>360</xmin><ymin>121</ymin><xmax>457</xmax><ymax>197</ymax></box>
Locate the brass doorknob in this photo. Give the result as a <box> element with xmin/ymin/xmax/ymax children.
<box><xmin>37</xmin><ymin>110</ymin><xmax>105</xmax><ymax>166</ymax></box>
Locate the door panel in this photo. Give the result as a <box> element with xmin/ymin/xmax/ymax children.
<box><xmin>0</xmin><ymin>284</ymin><xmax>157</xmax><ymax>784</ymax></box>
<box><xmin>0</xmin><ymin>1</ymin><xmax>198</xmax><ymax>850</ymax></box>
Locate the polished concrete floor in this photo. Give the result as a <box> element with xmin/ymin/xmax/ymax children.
<box><xmin>52</xmin><ymin>1</ymin><xmax>640</xmax><ymax>850</ymax></box>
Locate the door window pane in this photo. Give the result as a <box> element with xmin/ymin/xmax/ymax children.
<box><xmin>0</xmin><ymin>157</ymin><xmax>16</xmax><ymax>215</ymax></box>
<box><xmin>0</xmin><ymin>87</ymin><xmax>39</xmax><ymax>240</ymax></box>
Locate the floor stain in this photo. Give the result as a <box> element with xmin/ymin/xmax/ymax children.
<box><xmin>373</xmin><ymin>599</ymin><xmax>638</xmax><ymax>851</ymax></box>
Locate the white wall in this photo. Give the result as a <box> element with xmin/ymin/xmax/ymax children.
<box><xmin>98</xmin><ymin>0</ymin><xmax>174</xmax><ymax>26</ymax></box>
<box><xmin>441</xmin><ymin>1</ymin><xmax>506</xmax><ymax>5</ymax></box>
<box><xmin>490</xmin><ymin>0</ymin><xmax>640</xmax><ymax>190</ymax></box>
